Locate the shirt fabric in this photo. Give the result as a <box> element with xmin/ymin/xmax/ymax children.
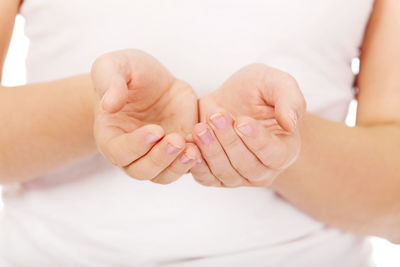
<box><xmin>0</xmin><ymin>0</ymin><xmax>375</xmax><ymax>266</ymax></box>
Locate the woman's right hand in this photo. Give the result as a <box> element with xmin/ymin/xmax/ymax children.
<box><xmin>91</xmin><ymin>49</ymin><xmax>201</xmax><ymax>184</ymax></box>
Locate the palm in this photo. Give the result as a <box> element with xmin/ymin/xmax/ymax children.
<box><xmin>200</xmin><ymin>64</ymin><xmax>275</xmax><ymax>122</ymax></box>
<box><xmin>103</xmin><ymin>80</ymin><xmax>197</xmax><ymax>136</ymax></box>
<box><xmin>94</xmin><ymin>50</ymin><xmax>198</xmax><ymax>138</ymax></box>
<box><xmin>200</xmin><ymin>64</ymin><xmax>302</xmax><ymax>132</ymax></box>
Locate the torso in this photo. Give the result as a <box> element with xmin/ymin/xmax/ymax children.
<box><xmin>0</xmin><ymin>1</ymin><xmax>375</xmax><ymax>266</ymax></box>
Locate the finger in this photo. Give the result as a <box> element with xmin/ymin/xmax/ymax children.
<box><xmin>98</xmin><ymin>124</ymin><xmax>165</xmax><ymax>167</ymax></box>
<box><xmin>185</xmin><ymin>133</ymin><xmax>194</xmax><ymax>143</ymax></box>
<box><xmin>261</xmin><ymin>67</ymin><xmax>306</xmax><ymax>132</ymax></box>
<box><xmin>234</xmin><ymin>116</ymin><xmax>299</xmax><ymax>170</ymax></box>
<box><xmin>190</xmin><ymin>158</ymin><xmax>222</xmax><ymax>187</ymax></box>
<box><xmin>151</xmin><ymin>143</ymin><xmax>201</xmax><ymax>185</ymax></box>
<box><xmin>207</xmin><ymin>111</ymin><xmax>273</xmax><ymax>183</ymax></box>
<box><xmin>91</xmin><ymin>54</ymin><xmax>130</xmax><ymax>113</ymax></box>
<box><xmin>124</xmin><ymin>133</ymin><xmax>185</xmax><ymax>180</ymax></box>
<box><xmin>101</xmin><ymin>76</ymin><xmax>129</xmax><ymax>113</ymax></box>
<box><xmin>192</xmin><ymin>123</ymin><xmax>246</xmax><ymax>187</ymax></box>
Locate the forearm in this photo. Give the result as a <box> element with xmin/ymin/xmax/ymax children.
<box><xmin>273</xmin><ymin>113</ymin><xmax>400</xmax><ymax>242</ymax></box>
<box><xmin>0</xmin><ymin>74</ymin><xmax>97</xmax><ymax>183</ymax></box>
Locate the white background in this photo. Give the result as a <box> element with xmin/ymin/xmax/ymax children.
<box><xmin>1</xmin><ymin>16</ymin><xmax>400</xmax><ymax>266</ymax></box>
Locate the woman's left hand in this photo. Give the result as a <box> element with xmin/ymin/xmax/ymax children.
<box><xmin>189</xmin><ymin>64</ymin><xmax>306</xmax><ymax>187</ymax></box>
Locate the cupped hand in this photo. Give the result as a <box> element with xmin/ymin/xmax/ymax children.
<box><xmin>91</xmin><ymin>49</ymin><xmax>201</xmax><ymax>184</ymax></box>
<box><xmin>189</xmin><ymin>64</ymin><xmax>306</xmax><ymax>187</ymax></box>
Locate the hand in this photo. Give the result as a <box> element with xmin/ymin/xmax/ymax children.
<box><xmin>91</xmin><ymin>49</ymin><xmax>201</xmax><ymax>184</ymax></box>
<box><xmin>189</xmin><ymin>64</ymin><xmax>306</xmax><ymax>187</ymax></box>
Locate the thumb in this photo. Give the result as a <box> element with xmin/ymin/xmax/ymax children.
<box><xmin>91</xmin><ymin>55</ymin><xmax>130</xmax><ymax>113</ymax></box>
<box><xmin>274</xmin><ymin>93</ymin><xmax>306</xmax><ymax>132</ymax></box>
<box><xmin>264</xmin><ymin>70</ymin><xmax>306</xmax><ymax>132</ymax></box>
<box><xmin>100</xmin><ymin>76</ymin><xmax>129</xmax><ymax>113</ymax></box>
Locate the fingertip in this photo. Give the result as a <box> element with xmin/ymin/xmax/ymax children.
<box><xmin>101</xmin><ymin>90</ymin><xmax>127</xmax><ymax>113</ymax></box>
<box><xmin>180</xmin><ymin>143</ymin><xmax>201</xmax><ymax>164</ymax></box>
<box><xmin>165</xmin><ymin>133</ymin><xmax>185</xmax><ymax>152</ymax></box>
<box><xmin>234</xmin><ymin>116</ymin><xmax>257</xmax><ymax>138</ymax></box>
<box><xmin>275</xmin><ymin>107</ymin><xmax>297</xmax><ymax>133</ymax></box>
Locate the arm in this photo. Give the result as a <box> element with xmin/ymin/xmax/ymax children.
<box><xmin>0</xmin><ymin>0</ymin><xmax>96</xmax><ymax>183</ymax></box>
<box><xmin>0</xmin><ymin>0</ymin><xmax>20</xmax><ymax>79</ymax></box>
<box><xmin>1</xmin><ymin>1</ymin><xmax>198</xmax><ymax>184</ymax></box>
<box><xmin>273</xmin><ymin>0</ymin><xmax>400</xmax><ymax>243</ymax></box>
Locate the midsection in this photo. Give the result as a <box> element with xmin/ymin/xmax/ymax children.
<box><xmin>1</xmin><ymin>154</ymin><xmax>370</xmax><ymax>265</ymax></box>
<box><xmin>2</xmin><ymin>0</ymin><xmax>375</xmax><ymax>264</ymax></box>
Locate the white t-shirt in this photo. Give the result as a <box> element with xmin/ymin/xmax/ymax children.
<box><xmin>0</xmin><ymin>0</ymin><xmax>375</xmax><ymax>266</ymax></box>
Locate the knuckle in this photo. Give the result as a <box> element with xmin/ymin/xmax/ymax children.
<box><xmin>125</xmin><ymin>166</ymin><xmax>156</xmax><ymax>181</ymax></box>
<box><xmin>147</xmin><ymin>153</ymin><xmax>169</xmax><ymax>170</ymax></box>
<box><xmin>222</xmin><ymin>136</ymin><xmax>242</xmax><ymax>150</ymax></box>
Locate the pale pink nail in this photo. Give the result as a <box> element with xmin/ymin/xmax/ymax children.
<box><xmin>180</xmin><ymin>154</ymin><xmax>193</xmax><ymax>164</ymax></box>
<box><xmin>167</xmin><ymin>143</ymin><xmax>181</xmax><ymax>154</ymax></box>
<box><xmin>210</xmin><ymin>113</ymin><xmax>227</xmax><ymax>130</ymax></box>
<box><xmin>101</xmin><ymin>90</ymin><xmax>111</xmax><ymax>109</ymax></box>
<box><xmin>289</xmin><ymin>109</ymin><xmax>298</xmax><ymax>130</ymax></box>
<box><xmin>198</xmin><ymin>129</ymin><xmax>214</xmax><ymax>145</ymax></box>
<box><xmin>145</xmin><ymin>134</ymin><xmax>162</xmax><ymax>144</ymax></box>
<box><xmin>237</xmin><ymin>123</ymin><xmax>253</xmax><ymax>137</ymax></box>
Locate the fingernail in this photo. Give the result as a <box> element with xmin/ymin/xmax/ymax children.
<box><xmin>145</xmin><ymin>134</ymin><xmax>162</xmax><ymax>144</ymax></box>
<box><xmin>237</xmin><ymin>123</ymin><xmax>253</xmax><ymax>137</ymax></box>
<box><xmin>197</xmin><ymin>158</ymin><xmax>203</xmax><ymax>164</ymax></box>
<box><xmin>289</xmin><ymin>109</ymin><xmax>298</xmax><ymax>130</ymax></box>
<box><xmin>198</xmin><ymin>129</ymin><xmax>214</xmax><ymax>145</ymax></box>
<box><xmin>180</xmin><ymin>154</ymin><xmax>193</xmax><ymax>164</ymax></box>
<box><xmin>210</xmin><ymin>113</ymin><xmax>227</xmax><ymax>130</ymax></box>
<box><xmin>100</xmin><ymin>90</ymin><xmax>111</xmax><ymax>109</ymax></box>
<box><xmin>167</xmin><ymin>143</ymin><xmax>182</xmax><ymax>154</ymax></box>
<box><xmin>185</xmin><ymin>134</ymin><xmax>194</xmax><ymax>142</ymax></box>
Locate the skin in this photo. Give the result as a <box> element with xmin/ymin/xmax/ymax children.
<box><xmin>191</xmin><ymin>0</ymin><xmax>400</xmax><ymax>243</ymax></box>
<box><xmin>91</xmin><ymin>50</ymin><xmax>201</xmax><ymax>184</ymax></box>
<box><xmin>275</xmin><ymin>0</ymin><xmax>400</xmax><ymax>243</ymax></box>
<box><xmin>0</xmin><ymin>0</ymin><xmax>399</xmax><ymax>244</ymax></box>
<box><xmin>189</xmin><ymin>64</ymin><xmax>306</xmax><ymax>187</ymax></box>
